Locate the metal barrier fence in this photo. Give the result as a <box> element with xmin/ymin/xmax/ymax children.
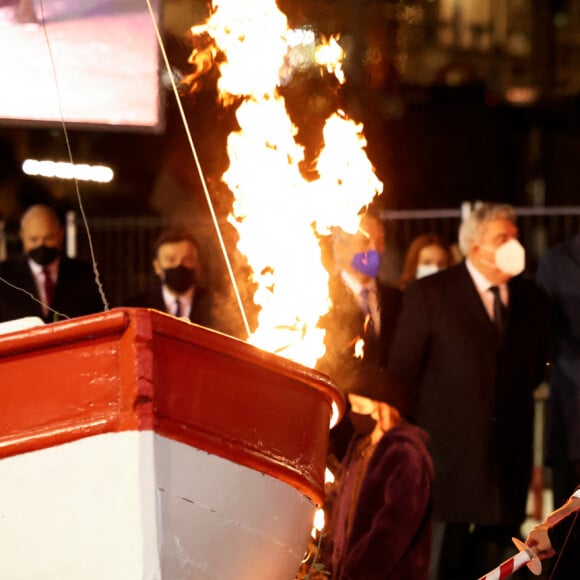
<box><xmin>381</xmin><ymin>205</ymin><xmax>580</xmax><ymax>285</ymax></box>
<box><xmin>75</xmin><ymin>216</ymin><xmax>168</xmax><ymax>307</ymax></box>
<box><xmin>2</xmin><ymin>205</ymin><xmax>580</xmax><ymax>305</ymax></box>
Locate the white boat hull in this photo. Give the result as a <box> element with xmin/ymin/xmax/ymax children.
<box><xmin>0</xmin><ymin>431</ymin><xmax>315</xmax><ymax>580</ymax></box>
<box><xmin>0</xmin><ymin>309</ymin><xmax>344</xmax><ymax>579</ymax></box>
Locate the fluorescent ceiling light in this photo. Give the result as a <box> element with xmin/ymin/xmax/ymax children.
<box><xmin>22</xmin><ymin>159</ymin><xmax>114</xmax><ymax>183</ymax></box>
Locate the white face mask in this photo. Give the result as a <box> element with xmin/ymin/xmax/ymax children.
<box><xmin>416</xmin><ymin>263</ymin><xmax>441</xmax><ymax>279</ymax></box>
<box><xmin>483</xmin><ymin>238</ymin><xmax>525</xmax><ymax>277</ymax></box>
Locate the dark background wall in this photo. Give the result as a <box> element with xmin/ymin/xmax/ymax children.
<box><xmin>1</xmin><ymin>0</ymin><xmax>580</xmax><ymax>223</ymax></box>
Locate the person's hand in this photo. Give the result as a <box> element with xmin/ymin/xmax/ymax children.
<box><xmin>544</xmin><ymin>495</ymin><xmax>580</xmax><ymax>526</ymax></box>
<box><xmin>525</xmin><ymin>523</ymin><xmax>556</xmax><ymax>559</ymax></box>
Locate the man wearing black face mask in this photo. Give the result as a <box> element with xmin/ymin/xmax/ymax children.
<box><xmin>0</xmin><ymin>204</ymin><xmax>103</xmax><ymax>324</ymax></box>
<box><xmin>124</xmin><ymin>228</ymin><xmax>212</xmax><ymax>327</ymax></box>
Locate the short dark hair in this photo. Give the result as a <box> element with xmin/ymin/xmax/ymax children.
<box><xmin>152</xmin><ymin>228</ymin><xmax>200</xmax><ymax>259</ymax></box>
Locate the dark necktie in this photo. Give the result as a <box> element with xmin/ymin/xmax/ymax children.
<box><xmin>43</xmin><ymin>267</ymin><xmax>55</xmax><ymax>307</ymax></box>
<box><xmin>489</xmin><ymin>286</ymin><xmax>506</xmax><ymax>336</ymax></box>
<box><xmin>174</xmin><ymin>298</ymin><xmax>182</xmax><ymax>317</ymax></box>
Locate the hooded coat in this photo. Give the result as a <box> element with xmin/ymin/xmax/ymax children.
<box><xmin>328</xmin><ymin>423</ymin><xmax>434</xmax><ymax>580</ymax></box>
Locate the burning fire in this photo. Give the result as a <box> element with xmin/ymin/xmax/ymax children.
<box><xmin>188</xmin><ymin>0</ymin><xmax>382</xmax><ymax>369</ymax></box>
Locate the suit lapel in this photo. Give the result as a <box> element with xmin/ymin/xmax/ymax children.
<box><xmin>187</xmin><ymin>287</ymin><xmax>210</xmax><ymax>325</ymax></box>
<box><xmin>187</xmin><ymin>291</ymin><xmax>196</xmax><ymax>321</ymax></box>
<box><xmin>455</xmin><ymin>262</ymin><xmax>496</xmax><ymax>330</ymax></box>
<box><xmin>15</xmin><ymin>258</ymin><xmax>39</xmax><ymax>294</ymax></box>
<box><xmin>16</xmin><ymin>258</ymin><xmax>44</xmax><ymax>317</ymax></box>
<box><xmin>506</xmin><ymin>277</ymin><xmax>529</xmax><ymax>329</ymax></box>
<box><xmin>152</xmin><ymin>285</ymin><xmax>167</xmax><ymax>313</ymax></box>
<box><xmin>51</xmin><ymin>257</ymin><xmax>66</xmax><ymax>307</ymax></box>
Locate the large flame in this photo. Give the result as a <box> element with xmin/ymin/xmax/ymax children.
<box><xmin>190</xmin><ymin>0</ymin><xmax>382</xmax><ymax>368</ymax></box>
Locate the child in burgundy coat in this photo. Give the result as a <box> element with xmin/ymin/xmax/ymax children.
<box><xmin>325</xmin><ymin>366</ymin><xmax>434</xmax><ymax>579</ymax></box>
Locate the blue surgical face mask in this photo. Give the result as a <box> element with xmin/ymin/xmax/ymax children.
<box><xmin>351</xmin><ymin>250</ymin><xmax>381</xmax><ymax>278</ymax></box>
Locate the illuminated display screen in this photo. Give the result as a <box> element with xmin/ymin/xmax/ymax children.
<box><xmin>0</xmin><ymin>0</ymin><xmax>162</xmax><ymax>131</ymax></box>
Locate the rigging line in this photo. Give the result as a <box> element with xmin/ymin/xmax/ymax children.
<box><xmin>0</xmin><ymin>276</ymin><xmax>70</xmax><ymax>321</ymax></box>
<box><xmin>143</xmin><ymin>0</ymin><xmax>251</xmax><ymax>340</ymax></box>
<box><xmin>549</xmin><ymin>509</ymin><xmax>579</xmax><ymax>577</ymax></box>
<box><xmin>37</xmin><ymin>0</ymin><xmax>109</xmax><ymax>312</ymax></box>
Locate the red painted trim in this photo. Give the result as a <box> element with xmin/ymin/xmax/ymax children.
<box><xmin>0</xmin><ymin>308</ymin><xmax>129</xmax><ymax>358</ymax></box>
<box><xmin>0</xmin><ymin>308</ymin><xmax>344</xmax><ymax>505</ymax></box>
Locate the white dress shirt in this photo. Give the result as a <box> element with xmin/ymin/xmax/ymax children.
<box><xmin>465</xmin><ymin>259</ymin><xmax>508</xmax><ymax>321</ymax></box>
<box><xmin>340</xmin><ymin>270</ymin><xmax>381</xmax><ymax>336</ymax></box>
<box><xmin>161</xmin><ymin>285</ymin><xmax>194</xmax><ymax>318</ymax></box>
<box><xmin>27</xmin><ymin>258</ymin><xmax>58</xmax><ymax>315</ymax></box>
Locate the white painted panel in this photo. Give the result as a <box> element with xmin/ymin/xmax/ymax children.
<box><xmin>0</xmin><ymin>432</ymin><xmax>315</xmax><ymax>579</ymax></box>
<box><xmin>155</xmin><ymin>436</ymin><xmax>315</xmax><ymax>580</ymax></box>
<box><xmin>0</xmin><ymin>432</ymin><xmax>160</xmax><ymax>580</ymax></box>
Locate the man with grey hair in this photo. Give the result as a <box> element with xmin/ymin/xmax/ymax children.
<box><xmin>386</xmin><ymin>202</ymin><xmax>548</xmax><ymax>579</ymax></box>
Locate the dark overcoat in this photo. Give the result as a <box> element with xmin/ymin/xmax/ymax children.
<box><xmin>318</xmin><ymin>275</ymin><xmax>402</xmax><ymax>390</ymax></box>
<box><xmin>0</xmin><ymin>255</ymin><xmax>104</xmax><ymax>323</ymax></box>
<box><xmin>387</xmin><ymin>261</ymin><xmax>548</xmax><ymax>525</ymax></box>
<box><xmin>536</xmin><ymin>234</ymin><xmax>580</xmax><ymax>465</ymax></box>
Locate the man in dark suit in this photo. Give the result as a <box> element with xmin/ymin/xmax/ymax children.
<box><xmin>318</xmin><ymin>211</ymin><xmax>403</xmax><ymax>460</ymax></box>
<box><xmin>536</xmin><ymin>235</ymin><xmax>580</xmax><ymax>510</ymax></box>
<box><xmin>0</xmin><ymin>204</ymin><xmax>104</xmax><ymax>323</ymax></box>
<box><xmin>387</xmin><ymin>202</ymin><xmax>548</xmax><ymax>579</ymax></box>
<box><xmin>125</xmin><ymin>228</ymin><xmax>212</xmax><ymax>327</ymax></box>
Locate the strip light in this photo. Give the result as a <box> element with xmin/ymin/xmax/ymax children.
<box><xmin>22</xmin><ymin>159</ymin><xmax>114</xmax><ymax>183</ymax></box>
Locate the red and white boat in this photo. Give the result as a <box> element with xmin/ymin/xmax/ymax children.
<box><xmin>0</xmin><ymin>308</ymin><xmax>343</xmax><ymax>579</ymax></box>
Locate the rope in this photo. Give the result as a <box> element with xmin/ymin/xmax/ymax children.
<box><xmin>37</xmin><ymin>0</ymin><xmax>109</xmax><ymax>312</ymax></box>
<box><xmin>549</xmin><ymin>509</ymin><xmax>580</xmax><ymax>579</ymax></box>
<box><xmin>0</xmin><ymin>275</ymin><xmax>69</xmax><ymax>321</ymax></box>
<box><xmin>27</xmin><ymin>0</ymin><xmax>253</xmax><ymax>330</ymax></box>
<box><xmin>25</xmin><ymin>0</ymin><xmax>249</xmax><ymax>331</ymax></box>
<box><xmin>143</xmin><ymin>0</ymin><xmax>251</xmax><ymax>338</ymax></box>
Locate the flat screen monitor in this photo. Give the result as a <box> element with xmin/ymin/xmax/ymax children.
<box><xmin>0</xmin><ymin>0</ymin><xmax>163</xmax><ymax>131</ymax></box>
